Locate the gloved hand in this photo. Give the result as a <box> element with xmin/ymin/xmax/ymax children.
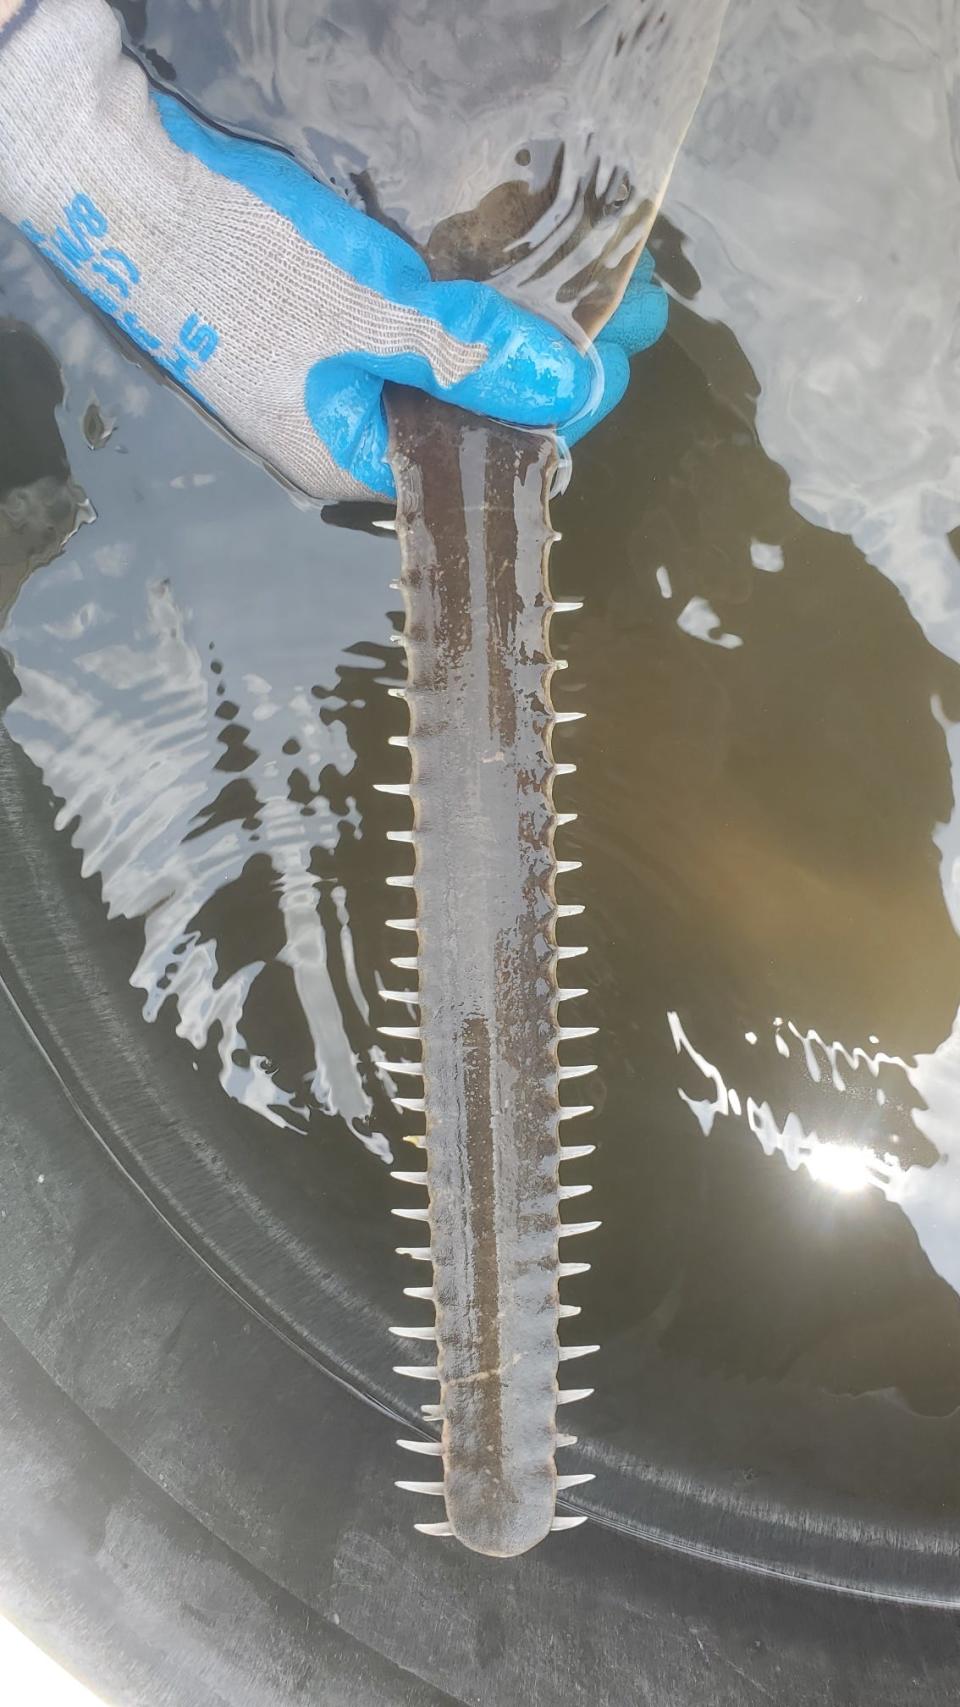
<box><xmin>0</xmin><ymin>0</ymin><xmax>667</xmax><ymax>502</ymax></box>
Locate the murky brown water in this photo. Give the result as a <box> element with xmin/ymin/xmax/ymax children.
<box><xmin>2</xmin><ymin>0</ymin><xmax>960</xmax><ymax>1600</ymax></box>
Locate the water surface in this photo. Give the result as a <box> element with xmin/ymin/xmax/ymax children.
<box><xmin>1</xmin><ymin>0</ymin><xmax>960</xmax><ymax>1599</ymax></box>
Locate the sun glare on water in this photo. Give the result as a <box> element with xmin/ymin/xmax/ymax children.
<box><xmin>802</xmin><ymin>1140</ymin><xmax>875</xmax><ymax>1194</ymax></box>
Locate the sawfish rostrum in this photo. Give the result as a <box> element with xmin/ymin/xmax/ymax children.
<box><xmin>368</xmin><ymin>0</ymin><xmax>731</xmax><ymax>1555</ymax></box>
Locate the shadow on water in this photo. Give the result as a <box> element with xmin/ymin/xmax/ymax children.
<box><xmin>2</xmin><ymin>0</ymin><xmax>960</xmax><ymax>1600</ymax></box>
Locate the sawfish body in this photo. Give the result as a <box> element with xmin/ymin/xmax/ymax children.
<box><xmin>368</xmin><ymin>0</ymin><xmax>732</xmax><ymax>1555</ymax></box>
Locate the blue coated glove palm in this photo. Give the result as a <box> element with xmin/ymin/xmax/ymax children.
<box><xmin>0</xmin><ymin>0</ymin><xmax>667</xmax><ymax>502</ymax></box>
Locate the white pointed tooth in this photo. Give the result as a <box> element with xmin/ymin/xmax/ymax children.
<box><xmin>391</xmin><ymin>1206</ymin><xmax>430</xmax><ymax>1222</ymax></box>
<box><xmin>394</xmin><ymin>1364</ymin><xmax>440</xmax><ymax>1381</ymax></box>
<box><xmin>389</xmin><ymin>1326</ymin><xmax>437</xmax><ymax>1341</ymax></box>
<box><xmin>374</xmin><ymin>518</ymin><xmax>398</xmax><ymax>533</ymax></box>
<box><xmin>552</xmin><ymin>600</ymin><xmax>583</xmax><ymax>614</ymax></box>
<box><xmin>556</xmin><ymin>812</ymin><xmax>578</xmax><ymax>826</ymax></box>
<box><xmin>391</xmin><ymin>957</ymin><xmax>418</xmax><ymax>972</ymax></box>
<box><xmin>557</xmin><ymin>904</ymin><xmax>585</xmax><ymax>918</ymax></box>
<box><xmin>388</xmin><ymin>686</ymin><xmax>406</xmax><ymax>699</ymax></box>
<box><xmin>559</xmin><ymin>1343</ymin><xmax>599</xmax><ymax>1361</ymax></box>
<box><xmin>554</xmin><ymin>710</ymin><xmax>586</xmax><ymax>723</ymax></box>
<box><xmin>381</xmin><ymin>1061</ymin><xmax>422</xmax><ymax>1078</ymax></box>
<box><xmin>380</xmin><ymin>988</ymin><xmax>419</xmax><ymax>1004</ymax></box>
<box><xmin>557</xmin><ymin>1388</ymin><xmax>594</xmax><ymax>1405</ymax></box>
<box><xmin>379</xmin><ymin>1025</ymin><xmax>421</xmax><ymax>1039</ymax></box>
<box><xmin>404</xmin><ymin>1284</ymin><xmax>434</xmax><ymax>1300</ymax></box>
<box><xmin>557</xmin><ymin>1472</ymin><xmax>595</xmax><ymax>1489</ymax></box>
<box><xmin>557</xmin><ymin>945</ymin><xmax>588</xmax><ymax>960</ymax></box>
<box><xmin>415</xmin><ymin>1521</ymin><xmax>454</xmax><ymax>1536</ymax></box>
<box><xmin>553</xmin><ymin>658</ymin><xmax>569</xmax><ymax>670</ymax></box>
<box><xmin>403</xmin><ymin>1133</ymin><xmax>426</xmax><ymax>1149</ymax></box>
<box><xmin>554</xmin><ymin>762</ymin><xmax>577</xmax><ymax>776</ymax></box>
<box><xmin>559</xmin><ymin>1183</ymin><xmax>592</xmax><ymax>1199</ymax></box>
<box><xmin>556</xmin><ymin>988</ymin><xmax>588</xmax><ymax>1003</ymax></box>
<box><xmin>558</xmin><ymin>1304</ymin><xmax>581</xmax><ymax>1318</ymax></box>
<box><xmin>394</xmin><ymin>1097</ymin><xmax>426</xmax><ymax>1113</ymax></box>
<box><xmin>559</xmin><ymin>1220</ymin><xmax>601</xmax><ymax>1238</ymax></box>
<box><xmin>396</xmin><ymin>1246</ymin><xmax>432</xmax><ymax>1261</ymax></box>
<box><xmin>559</xmin><ymin>1026</ymin><xmax>597</xmax><ymax>1040</ymax></box>
<box><xmin>397</xmin><ymin>1437</ymin><xmax>442</xmax><ymax>1456</ymax></box>
<box><xmin>388</xmin><ymin>736</ymin><xmax>410</xmax><ymax>748</ymax></box>
<box><xmin>375</xmin><ymin>782</ymin><xmax>412</xmax><ymax>795</ymax></box>
<box><xmin>389</xmin><ymin>633</ymin><xmax>406</xmax><ymax>646</ymax></box>
<box><xmin>556</xmin><ymin>1432</ymin><xmax>578</xmax><ymax>1448</ymax></box>
<box><xmin>386</xmin><ymin>918</ymin><xmax>418</xmax><ymax>933</ymax></box>
<box><xmin>560</xmin><ymin>1144</ymin><xmax>596</xmax><ymax>1161</ymax></box>
<box><xmin>420</xmin><ymin>1402</ymin><xmax>444</xmax><ymax>1420</ymax></box>
<box><xmin>387</xmin><ymin>829</ymin><xmax>415</xmax><ymax>843</ymax></box>
<box><xmin>559</xmin><ymin>1261</ymin><xmax>591</xmax><ymax>1277</ymax></box>
<box><xmin>396</xmin><ymin>1480</ymin><xmax>445</xmax><ymax>1495</ymax></box>
<box><xmin>556</xmin><ymin>859</ymin><xmax>582</xmax><ymax>873</ymax></box>
<box><xmin>391</xmin><ymin>1169</ymin><xmax>428</xmax><ymax>1184</ymax></box>
<box><xmin>559</xmin><ymin>1063</ymin><xmax>596</xmax><ymax>1080</ymax></box>
<box><xmin>386</xmin><ymin>874</ymin><xmax>416</xmax><ymax>887</ymax></box>
<box><xmin>558</xmin><ymin>1105</ymin><xmax>594</xmax><ymax>1121</ymax></box>
<box><xmin>551</xmin><ymin>1515</ymin><xmax>589</xmax><ymax>1531</ymax></box>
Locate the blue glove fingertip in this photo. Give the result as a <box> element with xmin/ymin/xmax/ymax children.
<box><xmin>304</xmin><ymin>360</ymin><xmax>396</xmax><ymax>500</ymax></box>
<box><xmin>562</xmin><ymin>342</ymin><xmax>631</xmax><ymax>450</ymax></box>
<box><xmin>602</xmin><ymin>264</ymin><xmax>669</xmax><ymax>357</ymax></box>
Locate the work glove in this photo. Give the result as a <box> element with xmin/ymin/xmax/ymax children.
<box><xmin>0</xmin><ymin>0</ymin><xmax>667</xmax><ymax>502</ymax></box>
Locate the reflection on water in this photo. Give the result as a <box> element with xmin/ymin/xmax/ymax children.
<box><xmin>2</xmin><ymin>0</ymin><xmax>960</xmax><ymax>1591</ymax></box>
<box><xmin>11</xmin><ymin>575</ymin><xmax>385</xmax><ymax>1140</ymax></box>
<box><xmin>671</xmin><ymin>0</ymin><xmax>960</xmax><ymax>660</ymax></box>
<box><xmin>0</xmin><ymin>246</ymin><xmax>406</xmax><ymax>1161</ymax></box>
<box><xmin>670</xmin><ymin>1007</ymin><xmax>960</xmax><ymax>1311</ymax></box>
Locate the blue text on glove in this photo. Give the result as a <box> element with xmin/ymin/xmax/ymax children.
<box><xmin>21</xmin><ymin>191</ymin><xmax>219</xmax><ymax>399</ymax></box>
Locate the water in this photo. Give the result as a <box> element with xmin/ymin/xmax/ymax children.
<box><xmin>2</xmin><ymin>0</ymin><xmax>960</xmax><ymax>1600</ymax></box>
